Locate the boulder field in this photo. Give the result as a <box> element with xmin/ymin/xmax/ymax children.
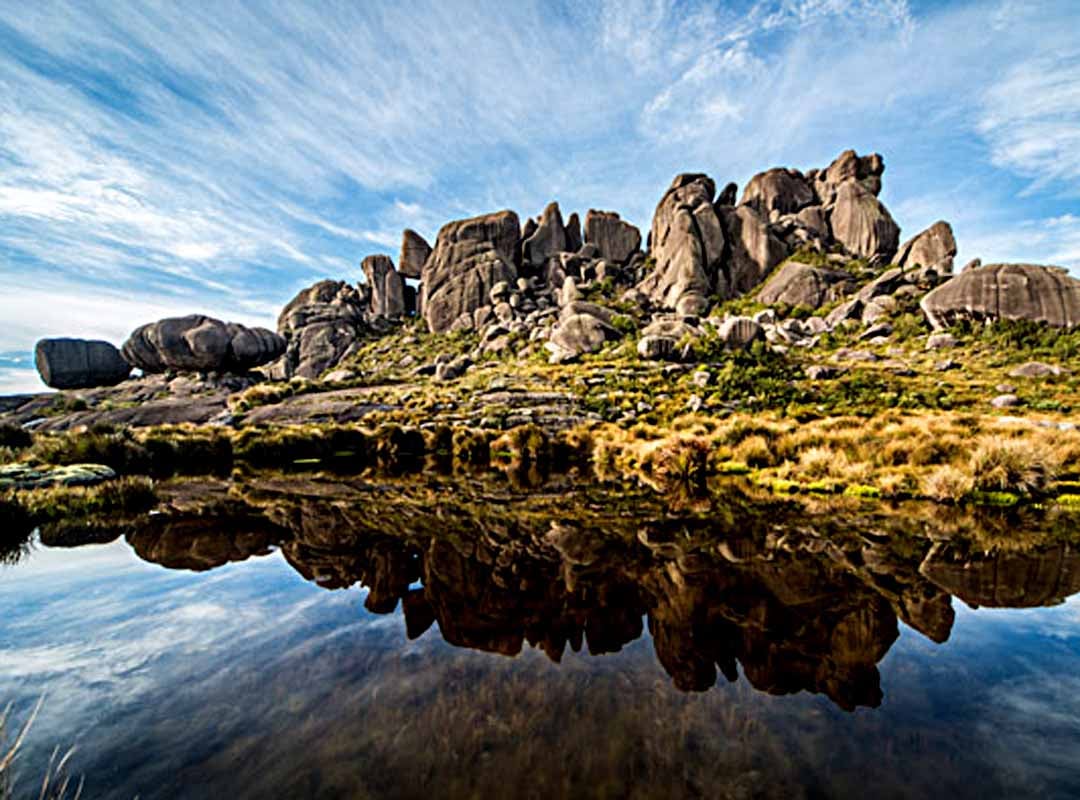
<box><xmin>29</xmin><ymin>148</ymin><xmax>1080</xmax><ymax>392</ymax></box>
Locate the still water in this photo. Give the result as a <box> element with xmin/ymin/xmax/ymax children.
<box><xmin>2</xmin><ymin>474</ymin><xmax>1080</xmax><ymax>799</ymax></box>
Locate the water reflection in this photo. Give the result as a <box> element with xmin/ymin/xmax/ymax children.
<box><xmin>33</xmin><ymin>475</ymin><xmax>1080</xmax><ymax>713</ymax></box>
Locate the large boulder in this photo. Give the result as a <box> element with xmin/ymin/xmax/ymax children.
<box><xmin>895</xmin><ymin>220</ymin><xmax>956</xmax><ymax>276</ymax></box>
<box><xmin>755</xmin><ymin>261</ymin><xmax>856</xmax><ymax>310</ymax></box>
<box><xmin>827</xmin><ymin>181</ymin><xmax>899</xmax><ymax>263</ymax></box>
<box><xmin>34</xmin><ymin>338</ymin><xmax>131</xmax><ymax>389</ymax></box>
<box><xmin>718</xmin><ymin>205</ymin><xmax>790</xmax><ymax>295</ymax></box>
<box><xmin>546</xmin><ymin>313</ymin><xmax>617</xmax><ymax>363</ymax></box>
<box><xmin>398</xmin><ymin>229</ymin><xmax>431</xmax><ymax>280</ymax></box>
<box><xmin>740</xmin><ymin>168</ymin><xmax>816</xmax><ymax>215</ymax></box>
<box><xmin>816</xmin><ymin>150</ymin><xmax>885</xmax><ymax>201</ymax></box>
<box><xmin>362</xmin><ymin>254</ymin><xmax>406</xmax><ymax>318</ymax></box>
<box><xmin>122</xmin><ymin>315</ymin><xmax>285</xmax><ymax>374</ymax></box>
<box><xmin>584</xmin><ymin>210</ymin><xmax>642</xmax><ymax>264</ymax></box>
<box><xmin>637</xmin><ymin>174</ymin><xmax>727</xmax><ymax>315</ymax></box>
<box><xmin>422</xmin><ymin>210</ymin><xmax>520</xmax><ymax>334</ymax></box>
<box><xmin>522</xmin><ymin>202</ymin><xmax>568</xmax><ymax>271</ymax></box>
<box><xmin>277</xmin><ymin>280</ymin><xmax>369</xmax><ymax>378</ymax></box>
<box><xmin>920</xmin><ymin>263</ymin><xmax>1080</xmax><ymax>330</ymax></box>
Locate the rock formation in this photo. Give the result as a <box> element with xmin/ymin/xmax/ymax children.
<box><xmin>583</xmin><ymin>210</ymin><xmax>641</xmax><ymax>264</ymax></box>
<box><xmin>276</xmin><ymin>280</ymin><xmax>369</xmax><ymax>378</ymax></box>
<box><xmin>920</xmin><ymin>263</ymin><xmax>1080</xmax><ymax>330</ymax></box>
<box><xmin>522</xmin><ymin>202</ymin><xmax>568</xmax><ymax>272</ymax></box>
<box><xmin>398</xmin><ymin>229</ymin><xmax>431</xmax><ymax>280</ymax></box>
<box><xmin>895</xmin><ymin>220</ymin><xmax>957</xmax><ymax>276</ymax></box>
<box><xmin>34</xmin><ymin>338</ymin><xmax>131</xmax><ymax>389</ymax></box>
<box><xmin>827</xmin><ymin>181</ymin><xmax>900</xmax><ymax>263</ymax></box>
<box><xmin>637</xmin><ymin>174</ymin><xmax>728</xmax><ymax>315</ymax></box>
<box><xmin>422</xmin><ymin>210</ymin><xmax>521</xmax><ymax>334</ymax></box>
<box><xmin>122</xmin><ymin>315</ymin><xmax>285</xmax><ymax>374</ymax></box>
<box><xmin>362</xmin><ymin>254</ymin><xmax>406</xmax><ymax>318</ymax></box>
<box><xmin>756</xmin><ymin>261</ymin><xmax>856</xmax><ymax>309</ymax></box>
<box><xmin>740</xmin><ymin>168</ymin><xmax>816</xmax><ymax>215</ymax></box>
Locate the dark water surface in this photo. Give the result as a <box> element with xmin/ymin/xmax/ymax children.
<box><xmin>2</xmin><ymin>474</ymin><xmax>1080</xmax><ymax>799</ymax></box>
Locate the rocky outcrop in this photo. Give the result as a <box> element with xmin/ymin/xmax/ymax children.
<box><xmin>362</xmin><ymin>254</ymin><xmax>406</xmax><ymax>318</ymax></box>
<box><xmin>895</xmin><ymin>220</ymin><xmax>956</xmax><ymax>278</ymax></box>
<box><xmin>583</xmin><ymin>210</ymin><xmax>642</xmax><ymax>264</ymax></box>
<box><xmin>122</xmin><ymin>315</ymin><xmax>285</xmax><ymax>374</ymax></box>
<box><xmin>718</xmin><ymin>205</ymin><xmax>789</xmax><ymax>295</ymax></box>
<box><xmin>740</xmin><ymin>168</ymin><xmax>816</xmax><ymax>215</ymax></box>
<box><xmin>815</xmin><ymin>149</ymin><xmax>885</xmax><ymax>200</ymax></box>
<box><xmin>398</xmin><ymin>229</ymin><xmax>431</xmax><ymax>280</ymax></box>
<box><xmin>277</xmin><ymin>280</ymin><xmax>369</xmax><ymax>378</ymax></box>
<box><xmin>756</xmin><ymin>261</ymin><xmax>855</xmax><ymax>309</ymax></box>
<box><xmin>920</xmin><ymin>263</ymin><xmax>1080</xmax><ymax>330</ymax></box>
<box><xmin>522</xmin><ymin>202</ymin><xmax>568</xmax><ymax>272</ymax></box>
<box><xmin>637</xmin><ymin>174</ymin><xmax>727</xmax><ymax>315</ymax></box>
<box><xmin>422</xmin><ymin>210</ymin><xmax>520</xmax><ymax>334</ymax></box>
<box><xmin>827</xmin><ymin>181</ymin><xmax>899</xmax><ymax>263</ymax></box>
<box><xmin>34</xmin><ymin>338</ymin><xmax>131</xmax><ymax>389</ymax></box>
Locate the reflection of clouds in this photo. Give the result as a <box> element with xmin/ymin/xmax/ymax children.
<box><xmin>951</xmin><ymin>596</ymin><xmax>1080</xmax><ymax>642</ymax></box>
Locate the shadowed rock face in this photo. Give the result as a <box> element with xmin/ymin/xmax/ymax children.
<box><xmin>422</xmin><ymin>210</ymin><xmax>520</xmax><ymax>333</ymax></box>
<box><xmin>920</xmin><ymin>263</ymin><xmax>1080</xmax><ymax>329</ymax></box>
<box><xmin>740</xmin><ymin>168</ymin><xmax>816</xmax><ymax>215</ymax></box>
<box><xmin>362</xmin><ymin>254</ymin><xmax>405</xmax><ymax>318</ymax></box>
<box><xmin>755</xmin><ymin>261</ymin><xmax>856</xmax><ymax>309</ymax></box>
<box><xmin>637</xmin><ymin>173</ymin><xmax>728</xmax><ymax>315</ymax></box>
<box><xmin>122</xmin><ymin>315</ymin><xmax>285</xmax><ymax>374</ymax></box>
<box><xmin>896</xmin><ymin>220</ymin><xmax>957</xmax><ymax>275</ymax></box>
<box><xmin>583</xmin><ymin>210</ymin><xmax>641</xmax><ymax>264</ymax></box>
<box><xmin>34</xmin><ymin>338</ymin><xmax>131</xmax><ymax>389</ymax></box>
<box><xmin>828</xmin><ymin>181</ymin><xmax>900</xmax><ymax>263</ymax></box>
<box><xmin>276</xmin><ymin>280</ymin><xmax>369</xmax><ymax>379</ymax></box>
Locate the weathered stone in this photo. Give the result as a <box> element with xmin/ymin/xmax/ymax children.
<box><xmin>825</xmin><ymin>298</ymin><xmax>863</xmax><ymax>329</ymax></box>
<box><xmin>925</xmin><ymin>333</ymin><xmax>958</xmax><ymax>350</ymax></box>
<box><xmin>921</xmin><ymin>264</ymin><xmax>1080</xmax><ymax>330</ymax></box>
<box><xmin>895</xmin><ymin>220</ymin><xmax>957</xmax><ymax>276</ymax></box>
<box><xmin>276</xmin><ymin>281</ymin><xmax>368</xmax><ymax>379</ymax></box>
<box><xmin>819</xmin><ymin>150</ymin><xmax>885</xmax><ymax>200</ymax></box>
<box><xmin>716</xmin><ymin>181</ymin><xmax>738</xmax><ymax>207</ymax></box>
<box><xmin>637</xmin><ymin>174</ymin><xmax>727</xmax><ymax>311</ymax></box>
<box><xmin>717</xmin><ymin>316</ymin><xmax>763</xmax><ymax>350</ymax></box>
<box><xmin>718</xmin><ymin>205</ymin><xmax>790</xmax><ymax>295</ymax></box>
<box><xmin>1009</xmin><ymin>361</ymin><xmax>1067</xmax><ymax>379</ymax></box>
<box><xmin>828</xmin><ymin>181</ymin><xmax>899</xmax><ymax>262</ymax></box>
<box><xmin>565</xmin><ymin>212</ymin><xmax>583</xmax><ymax>252</ymax></box>
<box><xmin>362</xmin><ymin>254</ymin><xmax>405</xmax><ymax>317</ymax></box>
<box><xmin>398</xmin><ymin>229</ymin><xmax>432</xmax><ymax>280</ymax></box>
<box><xmin>547</xmin><ymin>314</ymin><xmax>616</xmax><ymax>363</ymax></box>
<box><xmin>583</xmin><ymin>210</ymin><xmax>642</xmax><ymax>264</ymax></box>
<box><xmin>422</xmin><ymin>210</ymin><xmax>520</xmax><ymax>334</ymax></box>
<box><xmin>755</xmin><ymin>261</ymin><xmax>855</xmax><ymax>310</ymax></box>
<box><xmin>740</xmin><ymin>168</ymin><xmax>816</xmax><ymax>215</ymax></box>
<box><xmin>991</xmin><ymin>393</ymin><xmax>1020</xmax><ymax>409</ymax></box>
<box><xmin>123</xmin><ymin>315</ymin><xmax>285</xmax><ymax>374</ymax></box>
<box><xmin>35</xmin><ymin>338</ymin><xmax>131</xmax><ymax>389</ymax></box>
<box><xmin>522</xmin><ymin>202</ymin><xmax>568</xmax><ymax>271</ymax></box>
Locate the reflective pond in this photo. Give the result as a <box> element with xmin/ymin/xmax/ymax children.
<box><xmin>2</xmin><ymin>474</ymin><xmax>1080</xmax><ymax>799</ymax></box>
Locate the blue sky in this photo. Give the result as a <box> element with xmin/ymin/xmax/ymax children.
<box><xmin>1</xmin><ymin>0</ymin><xmax>1078</xmax><ymax>392</ymax></box>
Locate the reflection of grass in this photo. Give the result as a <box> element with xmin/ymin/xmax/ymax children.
<box><xmin>0</xmin><ymin>698</ymin><xmax>82</xmax><ymax>799</ymax></box>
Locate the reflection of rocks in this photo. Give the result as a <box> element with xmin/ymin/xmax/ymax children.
<box><xmin>126</xmin><ymin>514</ymin><xmax>287</xmax><ymax>571</ymax></box>
<box><xmin>81</xmin><ymin>479</ymin><xmax>1080</xmax><ymax>712</ymax></box>
<box><xmin>920</xmin><ymin>542</ymin><xmax>1080</xmax><ymax>608</ymax></box>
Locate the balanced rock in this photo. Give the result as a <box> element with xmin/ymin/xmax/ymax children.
<box><xmin>637</xmin><ymin>174</ymin><xmax>727</xmax><ymax>315</ymax></box>
<box><xmin>362</xmin><ymin>254</ymin><xmax>406</xmax><ymax>318</ymax></box>
<box><xmin>920</xmin><ymin>264</ymin><xmax>1080</xmax><ymax>330</ymax></box>
<box><xmin>277</xmin><ymin>280</ymin><xmax>368</xmax><ymax>378</ymax></box>
<box><xmin>740</xmin><ymin>168</ymin><xmax>816</xmax><ymax>215</ymax></box>
<box><xmin>422</xmin><ymin>210</ymin><xmax>520</xmax><ymax>334</ymax></box>
<box><xmin>398</xmin><ymin>229</ymin><xmax>432</xmax><ymax>280</ymax></box>
<box><xmin>34</xmin><ymin>338</ymin><xmax>131</xmax><ymax>389</ymax></box>
<box><xmin>755</xmin><ymin>261</ymin><xmax>855</xmax><ymax>310</ymax></box>
<box><xmin>122</xmin><ymin>315</ymin><xmax>285</xmax><ymax>374</ymax></box>
<box><xmin>584</xmin><ymin>210</ymin><xmax>642</xmax><ymax>264</ymax></box>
